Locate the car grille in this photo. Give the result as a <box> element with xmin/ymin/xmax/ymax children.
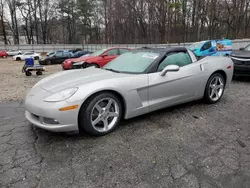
<box><xmin>231</xmin><ymin>58</ymin><xmax>250</xmax><ymax>65</ymax></box>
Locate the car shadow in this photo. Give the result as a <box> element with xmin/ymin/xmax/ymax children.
<box><xmin>233</xmin><ymin>76</ymin><xmax>250</xmax><ymax>82</ymax></box>
<box><xmin>34</xmin><ymin>99</ymin><xmax>205</xmax><ymax>140</ymax></box>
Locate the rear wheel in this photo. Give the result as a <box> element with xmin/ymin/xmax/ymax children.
<box><xmin>16</xmin><ymin>57</ymin><xmax>21</xmax><ymax>61</ymax></box>
<box><xmin>204</xmin><ymin>73</ymin><xmax>225</xmax><ymax>104</ymax></box>
<box><xmin>79</xmin><ymin>92</ymin><xmax>122</xmax><ymax>136</ymax></box>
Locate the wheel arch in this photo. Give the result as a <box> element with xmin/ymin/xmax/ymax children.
<box><xmin>203</xmin><ymin>69</ymin><xmax>227</xmax><ymax>96</ymax></box>
<box><xmin>77</xmin><ymin>89</ymin><xmax>127</xmax><ymax>128</ymax></box>
<box><xmin>212</xmin><ymin>70</ymin><xmax>227</xmax><ymax>83</ymax></box>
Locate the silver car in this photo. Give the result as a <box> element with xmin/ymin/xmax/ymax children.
<box><xmin>25</xmin><ymin>47</ymin><xmax>234</xmax><ymax>136</ymax></box>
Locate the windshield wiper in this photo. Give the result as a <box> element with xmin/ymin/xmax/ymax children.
<box><xmin>103</xmin><ymin>68</ymin><xmax>120</xmax><ymax>73</ymax></box>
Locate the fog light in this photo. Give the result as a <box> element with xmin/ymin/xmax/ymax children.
<box><xmin>39</xmin><ymin>117</ymin><xmax>59</xmax><ymax>125</ymax></box>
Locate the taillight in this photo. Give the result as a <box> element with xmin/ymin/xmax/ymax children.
<box><xmin>227</xmin><ymin>65</ymin><xmax>232</xmax><ymax>69</ymax></box>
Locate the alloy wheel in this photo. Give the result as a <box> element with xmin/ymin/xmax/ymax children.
<box><xmin>91</xmin><ymin>98</ymin><xmax>120</xmax><ymax>133</ymax></box>
<box><xmin>209</xmin><ymin>76</ymin><xmax>224</xmax><ymax>101</ymax></box>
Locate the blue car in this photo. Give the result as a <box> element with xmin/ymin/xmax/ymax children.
<box><xmin>188</xmin><ymin>39</ymin><xmax>232</xmax><ymax>57</ymax></box>
<box><xmin>72</xmin><ymin>50</ymin><xmax>91</xmax><ymax>58</ymax></box>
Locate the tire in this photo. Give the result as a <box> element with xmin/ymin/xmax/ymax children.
<box><xmin>86</xmin><ymin>63</ymin><xmax>99</xmax><ymax>68</ymax></box>
<box><xmin>36</xmin><ymin>71</ymin><xmax>42</xmax><ymax>75</ymax></box>
<box><xmin>46</xmin><ymin>60</ymin><xmax>52</xmax><ymax>65</ymax></box>
<box><xmin>79</xmin><ymin>92</ymin><xmax>122</xmax><ymax>136</ymax></box>
<box><xmin>204</xmin><ymin>73</ymin><xmax>225</xmax><ymax>104</ymax></box>
<box><xmin>25</xmin><ymin>71</ymin><xmax>32</xmax><ymax>76</ymax></box>
<box><xmin>16</xmin><ymin>57</ymin><xmax>21</xmax><ymax>61</ymax></box>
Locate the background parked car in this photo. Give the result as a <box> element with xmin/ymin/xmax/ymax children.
<box><xmin>0</xmin><ymin>50</ymin><xmax>8</xmax><ymax>58</ymax></box>
<box><xmin>46</xmin><ymin>50</ymin><xmax>65</xmax><ymax>57</ymax></box>
<box><xmin>62</xmin><ymin>47</ymin><xmax>130</xmax><ymax>70</ymax></box>
<box><xmin>69</xmin><ymin>48</ymin><xmax>83</xmax><ymax>53</ymax></box>
<box><xmin>188</xmin><ymin>39</ymin><xmax>232</xmax><ymax>58</ymax></box>
<box><xmin>40</xmin><ymin>51</ymin><xmax>74</xmax><ymax>65</ymax></box>
<box><xmin>72</xmin><ymin>50</ymin><xmax>91</xmax><ymax>58</ymax></box>
<box><xmin>7</xmin><ymin>49</ymin><xmax>22</xmax><ymax>56</ymax></box>
<box><xmin>13</xmin><ymin>52</ymin><xmax>41</xmax><ymax>61</ymax></box>
<box><xmin>231</xmin><ymin>44</ymin><xmax>250</xmax><ymax>77</ymax></box>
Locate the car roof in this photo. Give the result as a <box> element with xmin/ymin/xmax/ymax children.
<box><xmin>131</xmin><ymin>47</ymin><xmax>187</xmax><ymax>54</ymax></box>
<box><xmin>106</xmin><ymin>47</ymin><xmax>130</xmax><ymax>50</ymax></box>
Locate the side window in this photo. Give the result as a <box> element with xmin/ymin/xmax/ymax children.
<box><xmin>55</xmin><ymin>52</ymin><xmax>63</xmax><ymax>57</ymax></box>
<box><xmin>119</xmin><ymin>49</ymin><xmax>130</xmax><ymax>55</ymax></box>
<box><xmin>201</xmin><ymin>42</ymin><xmax>212</xmax><ymax>51</ymax></box>
<box><xmin>25</xmin><ymin>53</ymin><xmax>33</xmax><ymax>55</ymax></box>
<box><xmin>157</xmin><ymin>52</ymin><xmax>192</xmax><ymax>72</ymax></box>
<box><xmin>106</xmin><ymin>49</ymin><xmax>119</xmax><ymax>56</ymax></box>
<box><xmin>62</xmin><ymin>52</ymin><xmax>70</xmax><ymax>57</ymax></box>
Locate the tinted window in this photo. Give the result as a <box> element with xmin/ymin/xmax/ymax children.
<box><xmin>106</xmin><ymin>49</ymin><xmax>119</xmax><ymax>56</ymax></box>
<box><xmin>119</xmin><ymin>49</ymin><xmax>130</xmax><ymax>54</ymax></box>
<box><xmin>55</xmin><ymin>52</ymin><xmax>63</xmax><ymax>57</ymax></box>
<box><xmin>62</xmin><ymin>52</ymin><xmax>71</xmax><ymax>57</ymax></box>
<box><xmin>25</xmin><ymin>53</ymin><xmax>33</xmax><ymax>55</ymax></box>
<box><xmin>157</xmin><ymin>52</ymin><xmax>192</xmax><ymax>72</ymax></box>
<box><xmin>201</xmin><ymin>42</ymin><xmax>212</xmax><ymax>51</ymax></box>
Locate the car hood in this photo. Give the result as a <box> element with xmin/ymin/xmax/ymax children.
<box><xmin>72</xmin><ymin>55</ymin><xmax>100</xmax><ymax>63</ymax></box>
<box><xmin>231</xmin><ymin>50</ymin><xmax>250</xmax><ymax>58</ymax></box>
<box><xmin>37</xmin><ymin>67</ymin><xmax>130</xmax><ymax>93</ymax></box>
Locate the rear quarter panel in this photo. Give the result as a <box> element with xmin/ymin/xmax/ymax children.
<box><xmin>198</xmin><ymin>56</ymin><xmax>233</xmax><ymax>90</ymax></box>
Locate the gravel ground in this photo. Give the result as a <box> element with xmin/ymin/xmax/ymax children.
<box><xmin>0</xmin><ymin>58</ymin><xmax>61</xmax><ymax>102</ymax></box>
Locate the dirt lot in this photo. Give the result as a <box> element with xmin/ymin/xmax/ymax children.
<box><xmin>0</xmin><ymin>58</ymin><xmax>61</xmax><ymax>102</ymax></box>
<box><xmin>0</xmin><ymin>57</ymin><xmax>250</xmax><ymax>188</ymax></box>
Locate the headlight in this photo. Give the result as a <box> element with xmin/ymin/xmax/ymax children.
<box><xmin>73</xmin><ymin>62</ymin><xmax>84</xmax><ymax>66</ymax></box>
<box><xmin>44</xmin><ymin>87</ymin><xmax>78</xmax><ymax>102</ymax></box>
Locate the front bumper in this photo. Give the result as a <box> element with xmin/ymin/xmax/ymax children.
<box><xmin>231</xmin><ymin>57</ymin><xmax>250</xmax><ymax>76</ymax></box>
<box><xmin>25</xmin><ymin>88</ymin><xmax>80</xmax><ymax>132</ymax></box>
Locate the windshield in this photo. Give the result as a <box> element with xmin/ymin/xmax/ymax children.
<box><xmin>103</xmin><ymin>51</ymin><xmax>160</xmax><ymax>73</ymax></box>
<box><xmin>90</xmin><ymin>49</ymin><xmax>106</xmax><ymax>56</ymax></box>
<box><xmin>244</xmin><ymin>45</ymin><xmax>250</xmax><ymax>51</ymax></box>
<box><xmin>189</xmin><ymin>42</ymin><xmax>204</xmax><ymax>50</ymax></box>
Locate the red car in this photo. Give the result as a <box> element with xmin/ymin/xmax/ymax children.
<box><xmin>0</xmin><ymin>50</ymin><xmax>8</xmax><ymax>58</ymax></box>
<box><xmin>62</xmin><ymin>47</ymin><xmax>130</xmax><ymax>70</ymax></box>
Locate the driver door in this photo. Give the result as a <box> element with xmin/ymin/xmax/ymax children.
<box><xmin>148</xmin><ymin>52</ymin><xmax>203</xmax><ymax>112</ymax></box>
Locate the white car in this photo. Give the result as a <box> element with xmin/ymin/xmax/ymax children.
<box><xmin>13</xmin><ymin>52</ymin><xmax>41</xmax><ymax>61</ymax></box>
<box><xmin>7</xmin><ymin>49</ymin><xmax>22</xmax><ymax>56</ymax></box>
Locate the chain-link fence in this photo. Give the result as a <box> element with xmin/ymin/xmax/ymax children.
<box><xmin>0</xmin><ymin>39</ymin><xmax>249</xmax><ymax>53</ymax></box>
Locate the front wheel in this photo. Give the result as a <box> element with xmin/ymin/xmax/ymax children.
<box><xmin>204</xmin><ymin>73</ymin><xmax>225</xmax><ymax>104</ymax></box>
<box><xmin>79</xmin><ymin>92</ymin><xmax>122</xmax><ymax>136</ymax></box>
<box><xmin>86</xmin><ymin>63</ymin><xmax>99</xmax><ymax>68</ymax></box>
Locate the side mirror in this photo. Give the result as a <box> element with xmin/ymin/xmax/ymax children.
<box><xmin>160</xmin><ymin>65</ymin><xmax>180</xmax><ymax>76</ymax></box>
<box><xmin>239</xmin><ymin>47</ymin><xmax>245</xmax><ymax>51</ymax></box>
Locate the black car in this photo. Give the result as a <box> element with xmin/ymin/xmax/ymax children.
<box><xmin>39</xmin><ymin>51</ymin><xmax>74</xmax><ymax>65</ymax></box>
<box><xmin>72</xmin><ymin>50</ymin><xmax>91</xmax><ymax>58</ymax></box>
<box><xmin>231</xmin><ymin>45</ymin><xmax>250</xmax><ymax>77</ymax></box>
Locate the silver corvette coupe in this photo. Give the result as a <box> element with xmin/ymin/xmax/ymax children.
<box><xmin>25</xmin><ymin>47</ymin><xmax>234</xmax><ymax>136</ymax></box>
